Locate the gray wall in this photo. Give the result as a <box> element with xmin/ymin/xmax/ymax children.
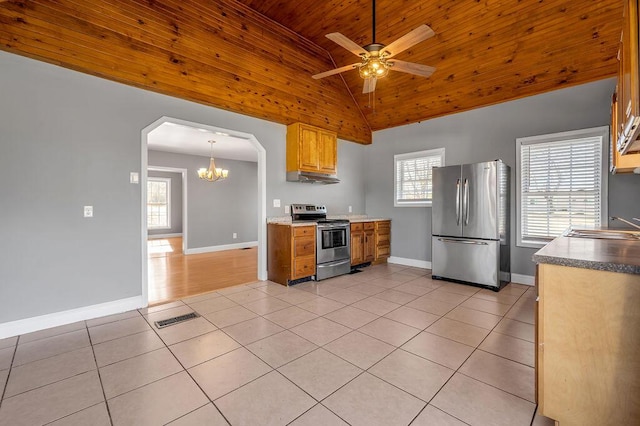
<box><xmin>148</xmin><ymin>150</ymin><xmax>258</xmax><ymax>248</ymax></box>
<box><xmin>147</xmin><ymin>170</ymin><xmax>183</xmax><ymax>236</ymax></box>
<box><xmin>366</xmin><ymin>78</ymin><xmax>640</xmax><ymax>276</ymax></box>
<box><xmin>0</xmin><ymin>50</ymin><xmax>366</xmax><ymax>324</ymax></box>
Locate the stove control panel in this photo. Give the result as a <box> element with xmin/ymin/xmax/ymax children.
<box><xmin>291</xmin><ymin>204</ymin><xmax>326</xmax><ymax>214</ymax></box>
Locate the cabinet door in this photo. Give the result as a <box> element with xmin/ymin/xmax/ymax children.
<box><xmin>364</xmin><ymin>229</ymin><xmax>376</xmax><ymax>262</ymax></box>
<box><xmin>298</xmin><ymin>125</ymin><xmax>319</xmax><ymax>172</ymax></box>
<box><xmin>612</xmin><ymin>90</ymin><xmax>640</xmax><ymax>172</ymax></box>
<box><xmin>350</xmin><ymin>230</ymin><xmax>364</xmax><ymax>265</ymax></box>
<box><xmin>318</xmin><ymin>131</ymin><xmax>337</xmax><ymax>174</ymax></box>
<box><xmin>619</xmin><ymin>0</ymin><xmax>640</xmax><ymax>150</ymax></box>
<box><xmin>374</xmin><ymin>221</ymin><xmax>391</xmax><ymax>261</ymax></box>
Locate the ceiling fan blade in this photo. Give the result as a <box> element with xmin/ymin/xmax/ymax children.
<box><xmin>383</xmin><ymin>25</ymin><xmax>435</xmax><ymax>58</ymax></box>
<box><xmin>312</xmin><ymin>63</ymin><xmax>361</xmax><ymax>79</ymax></box>
<box><xmin>388</xmin><ymin>60</ymin><xmax>436</xmax><ymax>78</ymax></box>
<box><xmin>326</xmin><ymin>32</ymin><xmax>369</xmax><ymax>57</ymax></box>
<box><xmin>363</xmin><ymin>77</ymin><xmax>377</xmax><ymax>94</ymax></box>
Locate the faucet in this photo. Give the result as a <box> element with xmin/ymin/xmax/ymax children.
<box><xmin>610</xmin><ymin>216</ymin><xmax>640</xmax><ymax>230</ymax></box>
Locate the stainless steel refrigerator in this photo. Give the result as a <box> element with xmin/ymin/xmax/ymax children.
<box><xmin>431</xmin><ymin>160</ymin><xmax>510</xmax><ymax>290</ymax></box>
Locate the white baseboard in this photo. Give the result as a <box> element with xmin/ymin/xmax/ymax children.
<box><xmin>185</xmin><ymin>241</ymin><xmax>258</xmax><ymax>255</ymax></box>
<box><xmin>147</xmin><ymin>233</ymin><xmax>182</xmax><ymax>239</ymax></box>
<box><xmin>0</xmin><ymin>296</ymin><xmax>145</xmax><ymax>340</ymax></box>
<box><xmin>510</xmin><ymin>273</ymin><xmax>535</xmax><ymax>286</ymax></box>
<box><xmin>388</xmin><ymin>256</ymin><xmax>432</xmax><ymax>270</ymax></box>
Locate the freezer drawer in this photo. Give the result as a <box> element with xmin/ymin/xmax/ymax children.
<box><xmin>432</xmin><ymin>237</ymin><xmax>500</xmax><ymax>288</ymax></box>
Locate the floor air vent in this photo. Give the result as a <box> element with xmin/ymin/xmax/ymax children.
<box><xmin>154</xmin><ymin>312</ymin><xmax>199</xmax><ymax>329</ymax></box>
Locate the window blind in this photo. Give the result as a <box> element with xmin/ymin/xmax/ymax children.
<box><xmin>520</xmin><ymin>136</ymin><xmax>602</xmax><ymax>242</ymax></box>
<box><xmin>395</xmin><ymin>151</ymin><xmax>443</xmax><ymax>205</ymax></box>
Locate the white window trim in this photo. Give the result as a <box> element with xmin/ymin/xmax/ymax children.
<box><xmin>516</xmin><ymin>126</ymin><xmax>609</xmax><ymax>248</ymax></box>
<box><xmin>394</xmin><ymin>148</ymin><xmax>445</xmax><ymax>207</ymax></box>
<box><xmin>147</xmin><ymin>177</ymin><xmax>171</xmax><ymax>230</ymax></box>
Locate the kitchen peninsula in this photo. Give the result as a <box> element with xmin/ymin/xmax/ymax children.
<box><xmin>533</xmin><ymin>235</ymin><xmax>640</xmax><ymax>425</ymax></box>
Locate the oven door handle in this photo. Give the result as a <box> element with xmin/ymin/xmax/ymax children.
<box><xmin>317</xmin><ymin>258</ymin><xmax>351</xmax><ymax>268</ymax></box>
<box><xmin>317</xmin><ymin>224</ymin><xmax>349</xmax><ymax>230</ymax></box>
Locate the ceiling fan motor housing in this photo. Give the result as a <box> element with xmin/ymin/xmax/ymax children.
<box><xmin>363</xmin><ymin>43</ymin><xmax>386</xmax><ymax>57</ymax></box>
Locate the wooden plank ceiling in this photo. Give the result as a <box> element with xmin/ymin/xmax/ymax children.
<box><xmin>0</xmin><ymin>1</ymin><xmax>624</xmax><ymax>144</ymax></box>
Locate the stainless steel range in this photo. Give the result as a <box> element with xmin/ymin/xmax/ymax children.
<box><xmin>291</xmin><ymin>204</ymin><xmax>351</xmax><ymax>280</ymax></box>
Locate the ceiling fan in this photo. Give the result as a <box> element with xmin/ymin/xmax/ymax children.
<box><xmin>312</xmin><ymin>0</ymin><xmax>436</xmax><ymax>94</ymax></box>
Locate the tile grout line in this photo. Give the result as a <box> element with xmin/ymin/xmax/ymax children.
<box><xmin>86</xmin><ymin>322</ymin><xmax>115</xmax><ymax>426</ymax></box>
<box><xmin>144</xmin><ymin>305</ymin><xmax>234</xmax><ymax>425</ymax></box>
<box><xmin>0</xmin><ymin>336</ymin><xmax>20</xmax><ymax>412</ymax></box>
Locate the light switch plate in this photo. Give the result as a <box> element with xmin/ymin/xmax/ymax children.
<box><xmin>284</xmin><ymin>205</ymin><xmax>290</xmax><ymax>214</ymax></box>
<box><xmin>348</xmin><ymin>206</ymin><xmax>352</xmax><ymax>213</ymax></box>
<box><xmin>273</xmin><ymin>199</ymin><xmax>281</xmax><ymax>208</ymax></box>
<box><xmin>233</xmin><ymin>232</ymin><xmax>237</xmax><ymax>239</ymax></box>
<box><xmin>83</xmin><ymin>206</ymin><xmax>93</xmax><ymax>217</ymax></box>
<box><xmin>130</xmin><ymin>172</ymin><xmax>139</xmax><ymax>184</ymax></box>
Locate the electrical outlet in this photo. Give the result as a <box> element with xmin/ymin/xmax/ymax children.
<box><xmin>284</xmin><ymin>205</ymin><xmax>290</xmax><ymax>214</ymax></box>
<box><xmin>233</xmin><ymin>232</ymin><xmax>237</xmax><ymax>239</ymax></box>
<box><xmin>348</xmin><ymin>205</ymin><xmax>352</xmax><ymax>213</ymax></box>
<box><xmin>130</xmin><ymin>172</ymin><xmax>139</xmax><ymax>184</ymax></box>
<box><xmin>273</xmin><ymin>199</ymin><xmax>281</xmax><ymax>208</ymax></box>
<box><xmin>83</xmin><ymin>206</ymin><xmax>93</xmax><ymax>218</ymax></box>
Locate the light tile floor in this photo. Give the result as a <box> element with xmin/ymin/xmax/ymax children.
<box><xmin>0</xmin><ymin>264</ymin><xmax>555</xmax><ymax>426</ymax></box>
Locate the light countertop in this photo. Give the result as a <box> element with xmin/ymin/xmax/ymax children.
<box><xmin>533</xmin><ymin>236</ymin><xmax>640</xmax><ymax>275</ymax></box>
<box><xmin>266</xmin><ymin>216</ymin><xmax>391</xmax><ymax>225</ymax></box>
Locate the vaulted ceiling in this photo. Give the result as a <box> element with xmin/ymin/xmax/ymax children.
<box><xmin>0</xmin><ymin>1</ymin><xmax>623</xmax><ymax>144</ymax></box>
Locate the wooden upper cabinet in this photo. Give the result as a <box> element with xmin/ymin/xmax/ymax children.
<box><xmin>287</xmin><ymin>123</ymin><xmax>338</xmax><ymax>175</ymax></box>
<box><xmin>617</xmin><ymin>0</ymin><xmax>640</xmax><ymax>154</ymax></box>
<box><xmin>612</xmin><ymin>90</ymin><xmax>640</xmax><ymax>172</ymax></box>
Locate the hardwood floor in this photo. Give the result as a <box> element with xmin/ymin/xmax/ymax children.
<box><xmin>148</xmin><ymin>237</ymin><xmax>258</xmax><ymax>306</ymax></box>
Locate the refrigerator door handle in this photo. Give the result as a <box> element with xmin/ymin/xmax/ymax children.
<box><xmin>463</xmin><ymin>178</ymin><xmax>470</xmax><ymax>225</ymax></box>
<box><xmin>455</xmin><ymin>179</ymin><xmax>461</xmax><ymax>225</ymax></box>
<box><xmin>437</xmin><ymin>238</ymin><xmax>489</xmax><ymax>245</ymax></box>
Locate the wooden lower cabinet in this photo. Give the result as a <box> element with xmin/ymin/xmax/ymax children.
<box><xmin>536</xmin><ymin>263</ymin><xmax>640</xmax><ymax>425</ymax></box>
<box><xmin>350</xmin><ymin>222</ymin><xmax>376</xmax><ymax>265</ymax></box>
<box><xmin>267</xmin><ymin>224</ymin><xmax>316</xmax><ymax>285</ymax></box>
<box><xmin>374</xmin><ymin>220</ymin><xmax>391</xmax><ymax>263</ymax></box>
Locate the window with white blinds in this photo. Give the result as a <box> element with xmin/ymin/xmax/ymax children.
<box><xmin>394</xmin><ymin>148</ymin><xmax>445</xmax><ymax>207</ymax></box>
<box><xmin>516</xmin><ymin>127</ymin><xmax>608</xmax><ymax>247</ymax></box>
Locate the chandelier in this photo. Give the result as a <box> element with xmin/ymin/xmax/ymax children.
<box><xmin>197</xmin><ymin>140</ymin><xmax>228</xmax><ymax>182</ymax></box>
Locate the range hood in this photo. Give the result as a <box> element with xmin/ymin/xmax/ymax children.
<box><xmin>286</xmin><ymin>171</ymin><xmax>340</xmax><ymax>184</ymax></box>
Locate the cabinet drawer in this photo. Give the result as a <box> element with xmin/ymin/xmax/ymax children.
<box><xmin>351</xmin><ymin>223</ymin><xmax>363</xmax><ymax>232</ymax></box>
<box><xmin>375</xmin><ymin>221</ymin><xmax>390</xmax><ymax>232</ymax></box>
<box><xmin>376</xmin><ymin>232</ymin><xmax>390</xmax><ymax>246</ymax></box>
<box><xmin>293</xmin><ymin>236</ymin><xmax>315</xmax><ymax>257</ymax></box>
<box><xmin>364</xmin><ymin>222</ymin><xmax>375</xmax><ymax>230</ymax></box>
<box><xmin>376</xmin><ymin>245</ymin><xmax>390</xmax><ymax>258</ymax></box>
<box><xmin>293</xmin><ymin>256</ymin><xmax>315</xmax><ymax>279</ymax></box>
<box><xmin>293</xmin><ymin>226</ymin><xmax>315</xmax><ymax>237</ymax></box>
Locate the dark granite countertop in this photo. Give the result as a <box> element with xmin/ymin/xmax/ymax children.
<box><xmin>533</xmin><ymin>236</ymin><xmax>640</xmax><ymax>275</ymax></box>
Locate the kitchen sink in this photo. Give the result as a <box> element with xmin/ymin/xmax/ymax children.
<box><xmin>563</xmin><ymin>229</ymin><xmax>640</xmax><ymax>241</ymax></box>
